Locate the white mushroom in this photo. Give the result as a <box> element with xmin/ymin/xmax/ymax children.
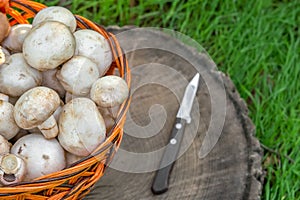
<box><xmin>65</xmin><ymin>152</ymin><xmax>84</xmax><ymax>167</ymax></box>
<box><xmin>11</xmin><ymin>134</ymin><xmax>66</xmax><ymax>181</ymax></box>
<box><xmin>1</xmin><ymin>24</ymin><xmax>32</xmax><ymax>53</ymax></box>
<box><xmin>0</xmin><ymin>13</ymin><xmax>10</xmax><ymax>43</ymax></box>
<box><xmin>0</xmin><ymin>154</ymin><xmax>26</xmax><ymax>185</ymax></box>
<box><xmin>23</xmin><ymin>21</ymin><xmax>75</xmax><ymax>71</ymax></box>
<box><xmin>58</xmin><ymin>98</ymin><xmax>106</xmax><ymax>156</ymax></box>
<box><xmin>64</xmin><ymin>92</ymin><xmax>89</xmax><ymax>104</ymax></box>
<box><xmin>53</xmin><ymin>100</ymin><xmax>64</xmax><ymax>122</ymax></box>
<box><xmin>0</xmin><ymin>53</ymin><xmax>42</xmax><ymax>97</ymax></box>
<box><xmin>90</xmin><ymin>75</ymin><xmax>129</xmax><ymax>107</ymax></box>
<box><xmin>14</xmin><ymin>87</ymin><xmax>61</xmax><ymax>139</ymax></box>
<box><xmin>0</xmin><ymin>100</ymin><xmax>20</xmax><ymax>140</ymax></box>
<box><xmin>0</xmin><ymin>46</ymin><xmax>10</xmax><ymax>65</ymax></box>
<box><xmin>0</xmin><ymin>135</ymin><xmax>11</xmax><ymax>155</ymax></box>
<box><xmin>74</xmin><ymin>29</ymin><xmax>112</xmax><ymax>75</ymax></box>
<box><xmin>98</xmin><ymin>106</ymin><xmax>120</xmax><ymax>133</ymax></box>
<box><xmin>56</xmin><ymin>56</ymin><xmax>99</xmax><ymax>96</ymax></box>
<box><xmin>42</xmin><ymin>69</ymin><xmax>66</xmax><ymax>99</ymax></box>
<box><xmin>32</xmin><ymin>6</ymin><xmax>77</xmax><ymax>32</ymax></box>
<box><xmin>0</xmin><ymin>93</ymin><xmax>9</xmax><ymax>102</ymax></box>
<box><xmin>37</xmin><ymin>115</ymin><xmax>58</xmax><ymax>139</ymax></box>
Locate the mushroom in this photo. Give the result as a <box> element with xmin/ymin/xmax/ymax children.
<box><xmin>0</xmin><ymin>135</ymin><xmax>11</xmax><ymax>155</ymax></box>
<box><xmin>14</xmin><ymin>87</ymin><xmax>61</xmax><ymax>139</ymax></box>
<box><xmin>65</xmin><ymin>152</ymin><xmax>84</xmax><ymax>167</ymax></box>
<box><xmin>58</xmin><ymin>98</ymin><xmax>106</xmax><ymax>156</ymax></box>
<box><xmin>0</xmin><ymin>46</ymin><xmax>10</xmax><ymax>65</ymax></box>
<box><xmin>64</xmin><ymin>92</ymin><xmax>89</xmax><ymax>104</ymax></box>
<box><xmin>0</xmin><ymin>13</ymin><xmax>10</xmax><ymax>43</ymax></box>
<box><xmin>28</xmin><ymin>100</ymin><xmax>63</xmax><ymax>135</ymax></box>
<box><xmin>1</xmin><ymin>24</ymin><xmax>32</xmax><ymax>53</ymax></box>
<box><xmin>11</xmin><ymin>134</ymin><xmax>66</xmax><ymax>181</ymax></box>
<box><xmin>0</xmin><ymin>53</ymin><xmax>42</xmax><ymax>97</ymax></box>
<box><xmin>74</xmin><ymin>29</ymin><xmax>112</xmax><ymax>75</ymax></box>
<box><xmin>0</xmin><ymin>99</ymin><xmax>20</xmax><ymax>140</ymax></box>
<box><xmin>23</xmin><ymin>21</ymin><xmax>75</xmax><ymax>71</ymax></box>
<box><xmin>0</xmin><ymin>93</ymin><xmax>9</xmax><ymax>102</ymax></box>
<box><xmin>37</xmin><ymin>116</ymin><xmax>59</xmax><ymax>139</ymax></box>
<box><xmin>42</xmin><ymin>69</ymin><xmax>66</xmax><ymax>99</ymax></box>
<box><xmin>90</xmin><ymin>75</ymin><xmax>129</xmax><ymax>107</ymax></box>
<box><xmin>0</xmin><ymin>154</ymin><xmax>26</xmax><ymax>185</ymax></box>
<box><xmin>32</xmin><ymin>6</ymin><xmax>77</xmax><ymax>32</ymax></box>
<box><xmin>56</xmin><ymin>56</ymin><xmax>99</xmax><ymax>96</ymax></box>
<box><xmin>53</xmin><ymin>100</ymin><xmax>64</xmax><ymax>122</ymax></box>
<box><xmin>98</xmin><ymin>106</ymin><xmax>120</xmax><ymax>133</ymax></box>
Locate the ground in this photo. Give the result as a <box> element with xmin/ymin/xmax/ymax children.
<box><xmin>36</xmin><ymin>0</ymin><xmax>300</xmax><ymax>199</ymax></box>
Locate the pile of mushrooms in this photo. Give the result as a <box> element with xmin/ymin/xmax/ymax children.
<box><xmin>0</xmin><ymin>6</ymin><xmax>129</xmax><ymax>186</ymax></box>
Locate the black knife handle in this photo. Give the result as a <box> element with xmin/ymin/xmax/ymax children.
<box><xmin>151</xmin><ymin>117</ymin><xmax>186</xmax><ymax>195</ymax></box>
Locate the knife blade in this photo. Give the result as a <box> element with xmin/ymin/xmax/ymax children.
<box><xmin>151</xmin><ymin>73</ymin><xmax>200</xmax><ymax>195</ymax></box>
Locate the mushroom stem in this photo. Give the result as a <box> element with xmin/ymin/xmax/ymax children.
<box><xmin>0</xmin><ymin>154</ymin><xmax>26</xmax><ymax>185</ymax></box>
<box><xmin>37</xmin><ymin>115</ymin><xmax>58</xmax><ymax>139</ymax></box>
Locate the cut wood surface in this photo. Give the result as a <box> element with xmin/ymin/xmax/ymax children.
<box><xmin>85</xmin><ymin>27</ymin><xmax>263</xmax><ymax>200</ymax></box>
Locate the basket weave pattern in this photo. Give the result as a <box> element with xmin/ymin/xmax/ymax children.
<box><xmin>0</xmin><ymin>0</ymin><xmax>131</xmax><ymax>199</ymax></box>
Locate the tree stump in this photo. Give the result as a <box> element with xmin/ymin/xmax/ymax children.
<box><xmin>85</xmin><ymin>27</ymin><xmax>263</xmax><ymax>200</ymax></box>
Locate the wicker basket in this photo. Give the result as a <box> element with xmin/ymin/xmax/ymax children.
<box><xmin>0</xmin><ymin>0</ymin><xmax>131</xmax><ymax>199</ymax></box>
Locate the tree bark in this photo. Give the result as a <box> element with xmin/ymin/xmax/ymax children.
<box><xmin>85</xmin><ymin>27</ymin><xmax>263</xmax><ymax>200</ymax></box>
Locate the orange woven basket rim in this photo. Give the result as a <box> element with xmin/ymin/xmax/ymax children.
<box><xmin>0</xmin><ymin>0</ymin><xmax>131</xmax><ymax>198</ymax></box>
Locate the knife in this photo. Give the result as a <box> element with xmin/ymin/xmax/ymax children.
<box><xmin>151</xmin><ymin>73</ymin><xmax>200</xmax><ymax>195</ymax></box>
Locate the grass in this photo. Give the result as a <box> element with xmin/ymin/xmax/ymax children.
<box><xmin>36</xmin><ymin>0</ymin><xmax>300</xmax><ymax>199</ymax></box>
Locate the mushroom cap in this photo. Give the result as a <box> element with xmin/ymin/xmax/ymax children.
<box><xmin>0</xmin><ymin>100</ymin><xmax>20</xmax><ymax>140</ymax></box>
<box><xmin>11</xmin><ymin>133</ymin><xmax>66</xmax><ymax>181</ymax></box>
<box><xmin>56</xmin><ymin>55</ymin><xmax>99</xmax><ymax>96</ymax></box>
<box><xmin>0</xmin><ymin>53</ymin><xmax>42</xmax><ymax>97</ymax></box>
<box><xmin>53</xmin><ymin>100</ymin><xmax>64</xmax><ymax>122</ymax></box>
<box><xmin>98</xmin><ymin>106</ymin><xmax>120</xmax><ymax>133</ymax></box>
<box><xmin>23</xmin><ymin>21</ymin><xmax>75</xmax><ymax>71</ymax></box>
<box><xmin>90</xmin><ymin>75</ymin><xmax>129</xmax><ymax>107</ymax></box>
<box><xmin>58</xmin><ymin>98</ymin><xmax>106</xmax><ymax>156</ymax></box>
<box><xmin>41</xmin><ymin>69</ymin><xmax>66</xmax><ymax>98</ymax></box>
<box><xmin>32</xmin><ymin>6</ymin><xmax>76</xmax><ymax>32</ymax></box>
<box><xmin>0</xmin><ymin>13</ymin><xmax>10</xmax><ymax>43</ymax></box>
<box><xmin>64</xmin><ymin>92</ymin><xmax>89</xmax><ymax>104</ymax></box>
<box><xmin>2</xmin><ymin>24</ymin><xmax>32</xmax><ymax>53</ymax></box>
<box><xmin>74</xmin><ymin>29</ymin><xmax>112</xmax><ymax>75</ymax></box>
<box><xmin>14</xmin><ymin>87</ymin><xmax>60</xmax><ymax>129</ymax></box>
<box><xmin>0</xmin><ymin>135</ymin><xmax>11</xmax><ymax>155</ymax></box>
<box><xmin>65</xmin><ymin>152</ymin><xmax>84</xmax><ymax>167</ymax></box>
<box><xmin>0</xmin><ymin>93</ymin><xmax>9</xmax><ymax>102</ymax></box>
<box><xmin>0</xmin><ymin>46</ymin><xmax>10</xmax><ymax>65</ymax></box>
